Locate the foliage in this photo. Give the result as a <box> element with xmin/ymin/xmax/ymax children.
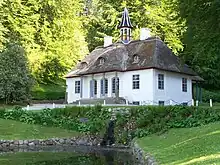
<box><xmin>0</xmin><ymin>43</ymin><xmax>33</xmax><ymax>103</ymax></box>
<box><xmin>0</xmin><ymin>0</ymin><xmax>88</xmax><ymax>83</ymax></box>
<box><xmin>31</xmin><ymin>83</ymin><xmax>65</xmax><ymax>100</ymax></box>
<box><xmin>2</xmin><ymin>105</ymin><xmax>220</xmax><ymax>144</ymax></box>
<box><xmin>84</xmin><ymin>0</ymin><xmax>186</xmax><ymax>53</ymax></box>
<box><xmin>178</xmin><ymin>0</ymin><xmax>220</xmax><ymax>89</ymax></box>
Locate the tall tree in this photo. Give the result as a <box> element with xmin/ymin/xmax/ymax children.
<box><xmin>84</xmin><ymin>0</ymin><xmax>186</xmax><ymax>54</ymax></box>
<box><xmin>178</xmin><ymin>0</ymin><xmax>220</xmax><ymax>89</ymax></box>
<box><xmin>0</xmin><ymin>0</ymin><xmax>88</xmax><ymax>83</ymax></box>
<box><xmin>0</xmin><ymin>43</ymin><xmax>33</xmax><ymax>103</ymax></box>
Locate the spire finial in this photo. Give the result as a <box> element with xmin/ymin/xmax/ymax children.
<box><xmin>118</xmin><ymin>7</ymin><xmax>133</xmax><ymax>44</ymax></box>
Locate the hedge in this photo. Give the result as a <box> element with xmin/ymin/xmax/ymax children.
<box><xmin>1</xmin><ymin>105</ymin><xmax>220</xmax><ymax>144</ymax></box>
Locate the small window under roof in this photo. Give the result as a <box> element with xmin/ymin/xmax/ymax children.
<box><xmin>98</xmin><ymin>57</ymin><xmax>105</xmax><ymax>65</ymax></box>
<box><xmin>80</xmin><ymin>62</ymin><xmax>88</xmax><ymax>68</ymax></box>
<box><xmin>133</xmin><ymin>54</ymin><xmax>140</xmax><ymax>63</ymax></box>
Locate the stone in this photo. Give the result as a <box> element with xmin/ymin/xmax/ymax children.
<box><xmin>19</xmin><ymin>140</ymin><xmax>24</xmax><ymax>145</ymax></box>
<box><xmin>24</xmin><ymin>140</ymin><xmax>28</xmax><ymax>145</ymax></box>
<box><xmin>45</xmin><ymin>140</ymin><xmax>54</xmax><ymax>145</ymax></box>
<box><xmin>28</xmin><ymin>142</ymin><xmax>35</xmax><ymax>146</ymax></box>
<box><xmin>59</xmin><ymin>139</ymin><xmax>65</xmax><ymax>144</ymax></box>
<box><xmin>14</xmin><ymin>140</ymin><xmax>19</xmax><ymax>145</ymax></box>
<box><xmin>33</xmin><ymin>140</ymin><xmax>39</xmax><ymax>145</ymax></box>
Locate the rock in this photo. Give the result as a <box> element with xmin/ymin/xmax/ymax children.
<box><xmin>28</xmin><ymin>142</ymin><xmax>35</xmax><ymax>146</ymax></box>
<box><xmin>33</xmin><ymin>140</ymin><xmax>39</xmax><ymax>145</ymax></box>
<box><xmin>59</xmin><ymin>139</ymin><xmax>65</xmax><ymax>144</ymax></box>
<box><xmin>24</xmin><ymin>140</ymin><xmax>28</xmax><ymax>145</ymax></box>
<box><xmin>19</xmin><ymin>140</ymin><xmax>24</xmax><ymax>145</ymax></box>
<box><xmin>14</xmin><ymin>140</ymin><xmax>19</xmax><ymax>145</ymax></box>
<box><xmin>45</xmin><ymin>139</ymin><xmax>54</xmax><ymax>145</ymax></box>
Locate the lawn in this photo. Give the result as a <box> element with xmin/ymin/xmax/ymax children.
<box><xmin>0</xmin><ymin>119</ymin><xmax>79</xmax><ymax>140</ymax></box>
<box><xmin>137</xmin><ymin>122</ymin><xmax>220</xmax><ymax>165</ymax></box>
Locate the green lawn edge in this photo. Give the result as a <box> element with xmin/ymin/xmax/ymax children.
<box><xmin>0</xmin><ymin>119</ymin><xmax>80</xmax><ymax>140</ymax></box>
<box><xmin>137</xmin><ymin>122</ymin><xmax>220</xmax><ymax>165</ymax></box>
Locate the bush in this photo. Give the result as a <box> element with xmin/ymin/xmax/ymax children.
<box><xmin>31</xmin><ymin>84</ymin><xmax>65</xmax><ymax>100</ymax></box>
<box><xmin>1</xmin><ymin>105</ymin><xmax>220</xmax><ymax>143</ymax></box>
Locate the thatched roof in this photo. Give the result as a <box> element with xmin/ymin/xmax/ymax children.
<box><xmin>65</xmin><ymin>37</ymin><xmax>202</xmax><ymax>81</ymax></box>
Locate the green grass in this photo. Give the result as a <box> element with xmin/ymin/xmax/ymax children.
<box><xmin>0</xmin><ymin>152</ymin><xmax>77</xmax><ymax>165</ymax></box>
<box><xmin>137</xmin><ymin>122</ymin><xmax>220</xmax><ymax>165</ymax></box>
<box><xmin>0</xmin><ymin>119</ymin><xmax>79</xmax><ymax>140</ymax></box>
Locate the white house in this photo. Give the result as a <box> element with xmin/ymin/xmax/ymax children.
<box><xmin>65</xmin><ymin>8</ymin><xmax>202</xmax><ymax>106</ymax></box>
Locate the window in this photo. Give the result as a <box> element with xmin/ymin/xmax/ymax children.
<box><xmin>182</xmin><ymin>102</ymin><xmax>188</xmax><ymax>106</ymax></box>
<box><xmin>182</xmin><ymin>78</ymin><xmax>187</xmax><ymax>92</ymax></box>
<box><xmin>158</xmin><ymin>101</ymin><xmax>164</xmax><ymax>106</ymax></box>
<box><xmin>133</xmin><ymin>101</ymin><xmax>140</xmax><ymax>105</ymax></box>
<box><xmin>101</xmin><ymin>78</ymin><xmax>108</xmax><ymax>95</ymax></box>
<box><xmin>133</xmin><ymin>55</ymin><xmax>139</xmax><ymax>63</ymax></box>
<box><xmin>133</xmin><ymin>75</ymin><xmax>140</xmax><ymax>89</ymax></box>
<box><xmin>158</xmin><ymin>74</ymin><xmax>164</xmax><ymax>90</ymax></box>
<box><xmin>81</xmin><ymin>62</ymin><xmax>88</xmax><ymax>68</ymax></box>
<box><xmin>112</xmin><ymin>77</ymin><xmax>119</xmax><ymax>93</ymax></box>
<box><xmin>94</xmin><ymin>80</ymin><xmax>97</xmax><ymax>95</ymax></box>
<box><xmin>99</xmin><ymin>57</ymin><xmax>105</xmax><ymax>65</ymax></box>
<box><xmin>75</xmin><ymin>81</ymin><xmax>81</xmax><ymax>94</ymax></box>
<box><xmin>89</xmin><ymin>80</ymin><xmax>97</xmax><ymax>97</ymax></box>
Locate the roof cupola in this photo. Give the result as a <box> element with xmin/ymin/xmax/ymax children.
<box><xmin>118</xmin><ymin>7</ymin><xmax>133</xmax><ymax>44</ymax></box>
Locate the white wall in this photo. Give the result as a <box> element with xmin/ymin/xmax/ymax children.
<box><xmin>66</xmin><ymin>69</ymin><xmax>193</xmax><ymax>105</ymax></box>
<box><xmin>66</xmin><ymin>77</ymin><xmax>81</xmax><ymax>103</ymax></box>
<box><xmin>66</xmin><ymin>69</ymin><xmax>154</xmax><ymax>104</ymax></box>
<box><xmin>120</xmin><ymin>69</ymin><xmax>154</xmax><ymax>104</ymax></box>
<box><xmin>153</xmin><ymin>69</ymin><xmax>192</xmax><ymax>105</ymax></box>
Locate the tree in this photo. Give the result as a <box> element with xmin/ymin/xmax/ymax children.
<box><xmin>0</xmin><ymin>43</ymin><xmax>33</xmax><ymax>103</ymax></box>
<box><xmin>0</xmin><ymin>0</ymin><xmax>88</xmax><ymax>83</ymax></box>
<box><xmin>178</xmin><ymin>0</ymin><xmax>220</xmax><ymax>89</ymax></box>
<box><xmin>84</xmin><ymin>0</ymin><xmax>186</xmax><ymax>53</ymax></box>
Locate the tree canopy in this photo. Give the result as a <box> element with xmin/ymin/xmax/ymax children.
<box><xmin>0</xmin><ymin>43</ymin><xmax>33</xmax><ymax>103</ymax></box>
<box><xmin>0</xmin><ymin>0</ymin><xmax>88</xmax><ymax>83</ymax></box>
<box><xmin>0</xmin><ymin>0</ymin><xmax>220</xmax><ymax>102</ymax></box>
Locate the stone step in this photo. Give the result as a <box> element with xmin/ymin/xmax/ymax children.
<box><xmin>76</xmin><ymin>97</ymin><xmax>126</xmax><ymax>105</ymax></box>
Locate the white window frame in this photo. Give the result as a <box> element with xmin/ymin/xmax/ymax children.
<box><xmin>182</xmin><ymin>78</ymin><xmax>187</xmax><ymax>92</ymax></box>
<box><xmin>158</xmin><ymin>74</ymin><xmax>164</xmax><ymax>90</ymax></box>
<box><xmin>132</xmin><ymin>75</ymin><xmax>140</xmax><ymax>89</ymax></box>
<box><xmin>75</xmin><ymin>81</ymin><xmax>81</xmax><ymax>94</ymax></box>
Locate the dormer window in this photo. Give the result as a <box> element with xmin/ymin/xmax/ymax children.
<box><xmin>99</xmin><ymin>57</ymin><xmax>105</xmax><ymax>65</ymax></box>
<box><xmin>133</xmin><ymin>55</ymin><xmax>139</xmax><ymax>63</ymax></box>
<box><xmin>80</xmin><ymin>62</ymin><xmax>88</xmax><ymax>68</ymax></box>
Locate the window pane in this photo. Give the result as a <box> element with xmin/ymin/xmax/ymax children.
<box><xmin>182</xmin><ymin>78</ymin><xmax>187</xmax><ymax>92</ymax></box>
<box><xmin>105</xmin><ymin>79</ymin><xmax>108</xmax><ymax>94</ymax></box>
<box><xmin>159</xmin><ymin>101</ymin><xmax>164</xmax><ymax>106</ymax></box>
<box><xmin>158</xmin><ymin>74</ymin><xmax>164</xmax><ymax>90</ymax></box>
<box><xmin>132</xmin><ymin>75</ymin><xmax>140</xmax><ymax>89</ymax></box>
<box><xmin>112</xmin><ymin>77</ymin><xmax>119</xmax><ymax>93</ymax></box>
<box><xmin>75</xmin><ymin>81</ymin><xmax>80</xmax><ymax>93</ymax></box>
<box><xmin>94</xmin><ymin>80</ymin><xmax>97</xmax><ymax>95</ymax></box>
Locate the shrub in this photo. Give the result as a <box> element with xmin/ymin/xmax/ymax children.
<box><xmin>1</xmin><ymin>105</ymin><xmax>220</xmax><ymax>143</ymax></box>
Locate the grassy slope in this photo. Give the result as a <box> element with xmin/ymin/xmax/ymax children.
<box><xmin>31</xmin><ymin>83</ymin><xmax>65</xmax><ymax>100</ymax></box>
<box><xmin>137</xmin><ymin>122</ymin><xmax>220</xmax><ymax>165</ymax></box>
<box><xmin>0</xmin><ymin>152</ymin><xmax>76</xmax><ymax>165</ymax></box>
<box><xmin>0</xmin><ymin>119</ymin><xmax>79</xmax><ymax>140</ymax></box>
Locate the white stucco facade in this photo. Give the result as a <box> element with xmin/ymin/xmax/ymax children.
<box><xmin>66</xmin><ymin>68</ymin><xmax>193</xmax><ymax>106</ymax></box>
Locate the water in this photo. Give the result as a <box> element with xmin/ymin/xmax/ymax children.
<box><xmin>0</xmin><ymin>146</ymin><xmax>140</xmax><ymax>165</ymax></box>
